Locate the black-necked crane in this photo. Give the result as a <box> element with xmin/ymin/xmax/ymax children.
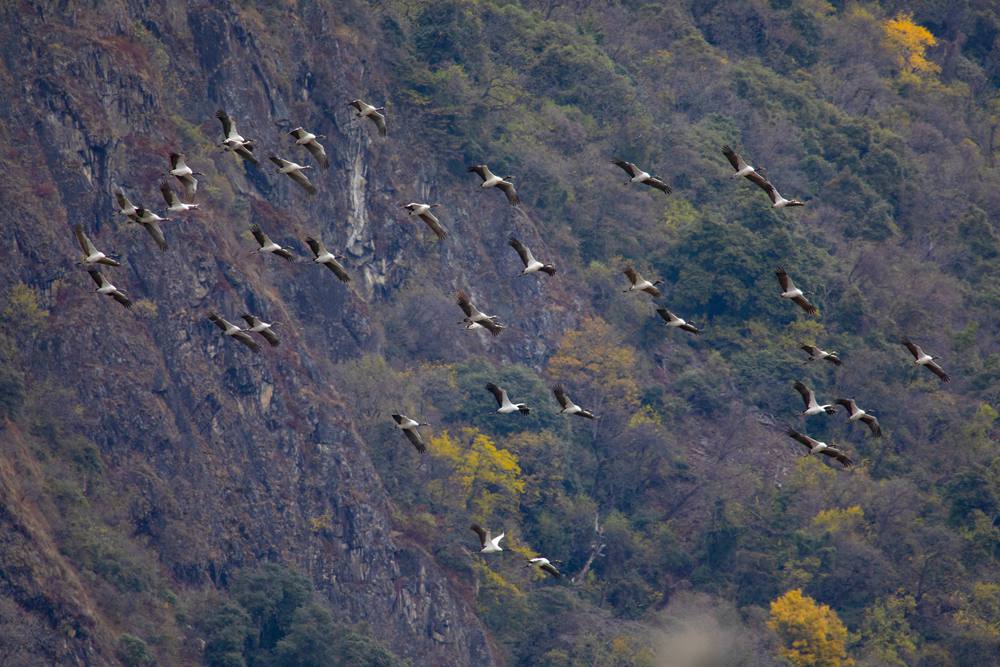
<box><xmin>133</xmin><ymin>207</ymin><xmax>169</xmax><ymax>251</ymax></box>
<box><xmin>834</xmin><ymin>398</ymin><xmax>882</xmax><ymax>437</ymax></box>
<box><xmin>486</xmin><ymin>383</ymin><xmax>530</xmax><ymax>415</ymax></box>
<box><xmin>208</xmin><ymin>312</ymin><xmax>260</xmax><ymax>353</ymax></box>
<box><xmin>509</xmin><ymin>237</ymin><xmax>555</xmax><ymax>276</ymax></box>
<box><xmin>113</xmin><ymin>186</ymin><xmax>139</xmax><ymax>220</ymax></box>
<box><xmin>793</xmin><ymin>381</ymin><xmax>837</xmax><ymax>416</ymax></box>
<box><xmin>902</xmin><ymin>339</ymin><xmax>951</xmax><ymax>382</ymax></box>
<box><xmin>746</xmin><ymin>170</ymin><xmax>803</xmax><ymax>208</ymax></box>
<box><xmin>611</xmin><ymin>159</ymin><xmax>672</xmax><ymax>195</ymax></box>
<box><xmin>656</xmin><ymin>307</ymin><xmax>701</xmax><ymax>334</ymax></box>
<box><xmin>269</xmin><ymin>155</ymin><xmax>317</xmax><ymax>195</ymax></box>
<box><xmin>722</xmin><ymin>145</ymin><xmax>757</xmax><ymax>178</ymax></box>
<box><xmin>74</xmin><ymin>225</ymin><xmax>120</xmax><ymax>267</ymax></box>
<box><xmin>402</xmin><ymin>203</ymin><xmax>447</xmax><ymax>240</ymax></box>
<box><xmin>391</xmin><ymin>414</ymin><xmax>429</xmax><ymax>453</ymax></box>
<box><xmin>348</xmin><ymin>99</ymin><xmax>387</xmax><ymax>136</ymax></box>
<box><xmin>802</xmin><ymin>344</ymin><xmax>841</xmax><ymax>366</ymax></box>
<box><xmin>250</xmin><ymin>225</ymin><xmax>295</xmax><ymax>261</ymax></box>
<box><xmin>552</xmin><ymin>385</ymin><xmax>595</xmax><ymax>419</ymax></box>
<box><xmin>241</xmin><ymin>313</ymin><xmax>279</xmax><ymax>347</ymax></box>
<box><xmin>167</xmin><ymin>153</ymin><xmax>201</xmax><ymax>197</ymax></box>
<box><xmin>87</xmin><ymin>269</ymin><xmax>132</xmax><ymax>309</ymax></box>
<box><xmin>458</xmin><ymin>291</ymin><xmax>504</xmax><ymax>336</ymax></box>
<box><xmin>776</xmin><ymin>267</ymin><xmax>817</xmax><ymax>315</ymax></box>
<box><xmin>623</xmin><ymin>266</ymin><xmax>663</xmax><ymax>297</ymax></box>
<box><xmin>786</xmin><ymin>429</ymin><xmax>853</xmax><ymax>468</ymax></box>
<box><xmin>304</xmin><ymin>237</ymin><xmax>350</xmax><ymax>282</ymax></box>
<box><xmin>470</xmin><ymin>524</ymin><xmax>504</xmax><ymax>553</ymax></box>
<box><xmin>468</xmin><ymin>164</ymin><xmax>519</xmax><ymax>206</ymax></box>
<box><xmin>216</xmin><ymin>109</ymin><xmax>259</xmax><ymax>165</ymax></box>
<box><xmin>289</xmin><ymin>127</ymin><xmax>329</xmax><ymax>169</ymax></box>
<box><xmin>160</xmin><ymin>182</ymin><xmax>199</xmax><ymax>214</ymax></box>
<box><xmin>526</xmin><ymin>557</ymin><xmax>562</xmax><ymax>578</ymax></box>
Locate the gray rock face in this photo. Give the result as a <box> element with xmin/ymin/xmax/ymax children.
<box><xmin>0</xmin><ymin>1</ymin><xmax>579</xmax><ymax>664</ymax></box>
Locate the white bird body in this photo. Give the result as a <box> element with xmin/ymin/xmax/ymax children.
<box><xmin>722</xmin><ymin>145</ymin><xmax>756</xmax><ymax>178</ymax></box>
<box><xmin>623</xmin><ymin>267</ymin><xmax>663</xmax><ymax>297</ymax></box>
<box><xmin>209</xmin><ymin>313</ymin><xmax>260</xmax><ymax>352</ymax></box>
<box><xmin>457</xmin><ymin>291</ymin><xmax>504</xmax><ymax>336</ymax></box>
<box><xmin>509</xmin><ymin>237</ymin><xmax>555</xmax><ymax>276</ymax></box>
<box><xmin>392</xmin><ymin>413</ymin><xmax>428</xmax><ymax>452</ymax></box>
<box><xmin>74</xmin><ymin>226</ymin><xmax>120</xmax><ymax>267</ymax></box>
<box><xmin>487</xmin><ymin>383</ymin><xmax>530</xmax><ymax>415</ymax></box>
<box><xmin>471</xmin><ymin>524</ymin><xmax>505</xmax><ymax>553</ymax></box>
<box><xmin>160</xmin><ymin>183</ymin><xmax>199</xmax><ymax>213</ymax></box>
<box><xmin>348</xmin><ymin>99</ymin><xmax>387</xmax><ymax>136</ymax></box>
<box><xmin>468</xmin><ymin>164</ymin><xmax>520</xmax><ymax>205</ymax></box>
<box><xmin>835</xmin><ymin>398</ymin><xmax>882</xmax><ymax>437</ymax></box>
<box><xmin>786</xmin><ymin>429</ymin><xmax>853</xmax><ymax>468</ymax></box>
<box><xmin>113</xmin><ymin>187</ymin><xmax>139</xmax><ymax>220</ymax></box>
<box><xmin>403</xmin><ymin>203</ymin><xmax>447</xmax><ymax>239</ymax></box>
<box><xmin>656</xmin><ymin>308</ymin><xmax>701</xmax><ymax>334</ymax></box>
<box><xmin>794</xmin><ymin>382</ymin><xmax>837</xmax><ymax>417</ymax></box>
<box><xmin>87</xmin><ymin>269</ymin><xmax>131</xmax><ymax>308</ymax></box>
<box><xmin>902</xmin><ymin>339</ymin><xmax>951</xmax><ymax>382</ymax></box>
<box><xmin>552</xmin><ymin>385</ymin><xmax>596</xmax><ymax>419</ymax></box>
<box><xmin>801</xmin><ymin>344</ymin><xmax>841</xmax><ymax>365</ymax></box>
<box><xmin>305</xmin><ymin>237</ymin><xmax>350</xmax><ymax>282</ymax></box>
<box><xmin>527</xmin><ymin>557</ymin><xmax>562</xmax><ymax>578</ymax></box>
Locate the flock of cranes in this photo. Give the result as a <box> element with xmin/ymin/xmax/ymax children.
<box><xmin>70</xmin><ymin>94</ymin><xmax>954</xmax><ymax>580</ymax></box>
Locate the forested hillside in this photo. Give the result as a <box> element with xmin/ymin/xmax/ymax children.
<box><xmin>0</xmin><ymin>1</ymin><xmax>997</xmax><ymax>665</ymax></box>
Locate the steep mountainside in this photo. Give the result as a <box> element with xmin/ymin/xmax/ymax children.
<box><xmin>0</xmin><ymin>1</ymin><xmax>998</xmax><ymax>666</ymax></box>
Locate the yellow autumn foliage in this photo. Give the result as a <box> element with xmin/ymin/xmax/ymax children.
<box><xmin>427</xmin><ymin>427</ymin><xmax>525</xmax><ymax>518</ymax></box>
<box><xmin>769</xmin><ymin>589</ymin><xmax>854</xmax><ymax>667</ymax></box>
<box><xmin>811</xmin><ymin>505</ymin><xmax>865</xmax><ymax>534</ymax></box>
<box><xmin>547</xmin><ymin>316</ymin><xmax>641</xmax><ymax>412</ymax></box>
<box><xmin>883</xmin><ymin>13</ymin><xmax>939</xmax><ymax>76</ymax></box>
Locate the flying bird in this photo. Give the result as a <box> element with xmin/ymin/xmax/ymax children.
<box><xmin>656</xmin><ymin>307</ymin><xmax>701</xmax><ymax>334</ymax></box>
<box><xmin>288</xmin><ymin>127</ymin><xmax>329</xmax><ymax>169</ymax></box>
<box><xmin>470</xmin><ymin>524</ymin><xmax>504</xmax><ymax>553</ymax></box>
<box><xmin>721</xmin><ymin>145</ymin><xmax>757</xmax><ymax>178</ymax></box>
<box><xmin>486</xmin><ymin>383</ymin><xmax>530</xmax><ymax>415</ymax></box>
<box><xmin>623</xmin><ymin>267</ymin><xmax>663</xmax><ymax>297</ymax></box>
<box><xmin>216</xmin><ymin>109</ymin><xmax>258</xmax><ymax>165</ymax></box>
<box><xmin>269</xmin><ymin>156</ymin><xmax>317</xmax><ymax>195</ymax></box>
<box><xmin>793</xmin><ymin>381</ymin><xmax>837</xmax><ymax>416</ymax></box>
<box><xmin>241</xmin><ymin>313</ymin><xmax>279</xmax><ymax>347</ymax></box>
<box><xmin>801</xmin><ymin>344</ymin><xmax>841</xmax><ymax>366</ymax></box>
<box><xmin>167</xmin><ymin>152</ymin><xmax>201</xmax><ymax>197</ymax></box>
<box><xmin>902</xmin><ymin>339</ymin><xmax>950</xmax><ymax>382</ymax></box>
<box><xmin>208</xmin><ymin>312</ymin><xmax>260</xmax><ymax>353</ymax></box>
<box><xmin>776</xmin><ymin>267</ymin><xmax>817</xmax><ymax>315</ymax></box>
<box><xmin>348</xmin><ymin>99</ymin><xmax>387</xmax><ymax>136</ymax></box>
<box><xmin>786</xmin><ymin>429</ymin><xmax>853</xmax><ymax>468</ymax></box>
<box><xmin>74</xmin><ymin>225</ymin><xmax>120</xmax><ymax>267</ymax></box>
<box><xmin>457</xmin><ymin>291</ymin><xmax>504</xmax><ymax>336</ymax></box>
<box><xmin>552</xmin><ymin>385</ymin><xmax>595</xmax><ymax>419</ymax></box>
<box><xmin>834</xmin><ymin>398</ymin><xmax>882</xmax><ymax>437</ymax></box>
<box><xmin>468</xmin><ymin>164</ymin><xmax>519</xmax><ymax>206</ymax></box>
<box><xmin>160</xmin><ymin>182</ymin><xmax>199</xmax><ymax>214</ymax></box>
<box><xmin>746</xmin><ymin>170</ymin><xmax>803</xmax><ymax>208</ymax></box>
<box><xmin>113</xmin><ymin>186</ymin><xmax>139</xmax><ymax>220</ymax></box>
<box><xmin>250</xmin><ymin>225</ymin><xmax>295</xmax><ymax>261</ymax></box>
<box><xmin>611</xmin><ymin>159</ymin><xmax>672</xmax><ymax>195</ymax></box>
<box><xmin>304</xmin><ymin>237</ymin><xmax>350</xmax><ymax>282</ymax></box>
<box><xmin>87</xmin><ymin>268</ymin><xmax>132</xmax><ymax>308</ymax></box>
<box><xmin>509</xmin><ymin>236</ymin><xmax>555</xmax><ymax>276</ymax></box>
<box><xmin>402</xmin><ymin>203</ymin><xmax>447</xmax><ymax>240</ymax></box>
<box><xmin>526</xmin><ymin>557</ymin><xmax>562</xmax><ymax>578</ymax></box>
<box><xmin>133</xmin><ymin>207</ymin><xmax>169</xmax><ymax>251</ymax></box>
<box><xmin>391</xmin><ymin>414</ymin><xmax>429</xmax><ymax>453</ymax></box>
